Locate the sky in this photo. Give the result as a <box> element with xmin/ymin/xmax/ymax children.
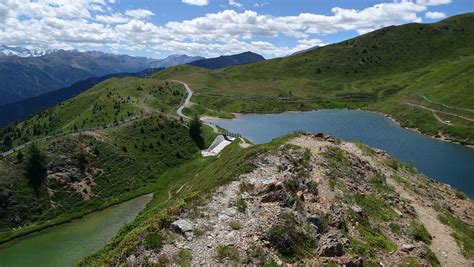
<box><xmin>0</xmin><ymin>0</ymin><xmax>472</xmax><ymax>59</ymax></box>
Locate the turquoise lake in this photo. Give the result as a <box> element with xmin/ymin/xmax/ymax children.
<box><xmin>0</xmin><ymin>194</ymin><xmax>152</xmax><ymax>267</ymax></box>
<box><xmin>205</xmin><ymin>110</ymin><xmax>474</xmax><ymax>197</ymax></box>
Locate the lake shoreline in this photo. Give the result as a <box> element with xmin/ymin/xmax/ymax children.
<box><xmin>0</xmin><ymin>189</ymin><xmax>154</xmax><ymax>246</ymax></box>
<box><xmin>371</xmin><ymin>110</ymin><xmax>474</xmax><ymax>149</ymax></box>
<box><xmin>202</xmin><ymin>108</ymin><xmax>474</xmax><ymax>149</ymax></box>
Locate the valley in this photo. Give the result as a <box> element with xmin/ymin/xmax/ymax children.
<box><xmin>156</xmin><ymin>13</ymin><xmax>474</xmax><ymax>145</ymax></box>
<box><xmin>0</xmin><ymin>10</ymin><xmax>473</xmax><ymax>267</ymax></box>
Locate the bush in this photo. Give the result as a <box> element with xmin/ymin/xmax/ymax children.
<box><xmin>410</xmin><ymin>222</ymin><xmax>432</xmax><ymax>245</ymax></box>
<box><xmin>216</xmin><ymin>245</ymin><xmax>239</xmax><ymax>263</ymax></box>
<box><xmin>229</xmin><ymin>221</ymin><xmax>241</xmax><ymax>230</ymax></box>
<box><xmin>267</xmin><ymin>213</ymin><xmax>316</xmax><ymax>262</ymax></box>
<box><xmin>144</xmin><ymin>232</ymin><xmax>162</xmax><ymax>249</ymax></box>
<box><xmin>236</xmin><ymin>195</ymin><xmax>247</xmax><ymax>212</ymax></box>
<box><xmin>174</xmin><ymin>250</ymin><xmax>192</xmax><ymax>266</ymax></box>
<box><xmin>424</xmin><ymin>246</ymin><xmax>440</xmax><ymax>267</ymax></box>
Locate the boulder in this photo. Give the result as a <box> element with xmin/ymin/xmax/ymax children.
<box><xmin>218</xmin><ymin>207</ymin><xmax>238</xmax><ymax>220</ymax></box>
<box><xmin>401</xmin><ymin>244</ymin><xmax>416</xmax><ymax>252</ymax></box>
<box><xmin>318</xmin><ymin>233</ymin><xmax>348</xmax><ymax>257</ymax></box>
<box><xmin>319</xmin><ymin>241</ymin><xmax>344</xmax><ymax>257</ymax></box>
<box><xmin>346</xmin><ymin>256</ymin><xmax>364</xmax><ymax>267</ymax></box>
<box><xmin>171</xmin><ymin>219</ymin><xmax>193</xmax><ymax>233</ymax></box>
<box><xmin>314</xmin><ymin>132</ymin><xmax>325</xmax><ymax>138</ymax></box>
<box><xmin>351</xmin><ymin>204</ymin><xmax>363</xmax><ymax>214</ymax></box>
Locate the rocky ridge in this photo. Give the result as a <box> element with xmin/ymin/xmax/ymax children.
<box><xmin>125</xmin><ymin>134</ymin><xmax>473</xmax><ymax>266</ymax></box>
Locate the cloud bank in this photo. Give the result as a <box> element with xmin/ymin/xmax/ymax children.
<box><xmin>0</xmin><ymin>0</ymin><xmax>453</xmax><ymax>58</ymax></box>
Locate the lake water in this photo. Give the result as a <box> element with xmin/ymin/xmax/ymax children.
<box><xmin>205</xmin><ymin>110</ymin><xmax>474</xmax><ymax>197</ymax></box>
<box><xmin>0</xmin><ymin>194</ymin><xmax>152</xmax><ymax>267</ymax></box>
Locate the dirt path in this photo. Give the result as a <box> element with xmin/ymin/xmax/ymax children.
<box><xmin>386</xmin><ymin>178</ymin><xmax>470</xmax><ymax>267</ymax></box>
<box><xmin>406</xmin><ymin>102</ymin><xmax>474</xmax><ymax>123</ymax></box>
<box><xmin>239</xmin><ymin>137</ymin><xmax>251</xmax><ymax>148</ymax></box>
<box><xmin>338</xmin><ymin>141</ymin><xmax>470</xmax><ymax>267</ymax></box>
<box><xmin>291</xmin><ymin>136</ymin><xmax>470</xmax><ymax>266</ymax></box>
<box><xmin>421</xmin><ymin>95</ymin><xmax>474</xmax><ymax>113</ymax></box>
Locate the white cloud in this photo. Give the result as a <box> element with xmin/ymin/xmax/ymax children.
<box><xmin>96</xmin><ymin>13</ymin><xmax>129</xmax><ymax>24</ymax></box>
<box><xmin>0</xmin><ymin>0</ymin><xmax>455</xmax><ymax>58</ymax></box>
<box><xmin>425</xmin><ymin>11</ymin><xmax>446</xmax><ymax>19</ymax></box>
<box><xmin>229</xmin><ymin>0</ymin><xmax>243</xmax><ymax>8</ymax></box>
<box><xmin>416</xmin><ymin>0</ymin><xmax>452</xmax><ymax>6</ymax></box>
<box><xmin>253</xmin><ymin>2</ymin><xmax>267</xmax><ymax>8</ymax></box>
<box><xmin>124</xmin><ymin>8</ymin><xmax>155</xmax><ymax>18</ymax></box>
<box><xmin>182</xmin><ymin>0</ymin><xmax>209</xmax><ymax>6</ymax></box>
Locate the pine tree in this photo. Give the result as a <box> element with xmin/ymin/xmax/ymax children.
<box><xmin>189</xmin><ymin>116</ymin><xmax>205</xmax><ymax>149</ymax></box>
<box><xmin>25</xmin><ymin>144</ymin><xmax>48</xmax><ymax>188</ymax></box>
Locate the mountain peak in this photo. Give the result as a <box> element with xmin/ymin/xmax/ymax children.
<box><xmin>0</xmin><ymin>45</ymin><xmax>54</xmax><ymax>57</ymax></box>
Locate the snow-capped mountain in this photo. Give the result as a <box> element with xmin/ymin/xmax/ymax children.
<box><xmin>0</xmin><ymin>45</ymin><xmax>53</xmax><ymax>57</ymax></box>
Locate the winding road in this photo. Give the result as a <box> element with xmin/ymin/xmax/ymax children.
<box><xmin>0</xmin><ymin>80</ymin><xmax>216</xmax><ymax>158</ymax></box>
<box><xmin>172</xmin><ymin>80</ymin><xmax>193</xmax><ymax>119</ymax></box>
<box><xmin>172</xmin><ymin>80</ymin><xmax>218</xmax><ymax>133</ymax></box>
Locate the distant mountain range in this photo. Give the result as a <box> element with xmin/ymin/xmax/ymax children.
<box><xmin>188</xmin><ymin>51</ymin><xmax>265</xmax><ymax>69</ymax></box>
<box><xmin>0</xmin><ymin>50</ymin><xmax>266</xmax><ymax>128</ymax></box>
<box><xmin>0</xmin><ymin>45</ymin><xmax>54</xmax><ymax>57</ymax></box>
<box><xmin>0</xmin><ymin>68</ymin><xmax>164</xmax><ymax>128</ymax></box>
<box><xmin>0</xmin><ymin>47</ymin><xmax>203</xmax><ymax>105</ymax></box>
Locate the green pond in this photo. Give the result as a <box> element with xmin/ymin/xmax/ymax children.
<box><xmin>0</xmin><ymin>194</ymin><xmax>152</xmax><ymax>267</ymax></box>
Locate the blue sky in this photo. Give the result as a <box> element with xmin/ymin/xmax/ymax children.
<box><xmin>0</xmin><ymin>0</ymin><xmax>472</xmax><ymax>58</ymax></box>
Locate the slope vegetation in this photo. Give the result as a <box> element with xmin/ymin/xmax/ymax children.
<box><xmin>83</xmin><ymin>133</ymin><xmax>474</xmax><ymax>266</ymax></box>
<box><xmin>0</xmin><ymin>50</ymin><xmax>201</xmax><ymax>105</ymax></box>
<box><xmin>0</xmin><ymin>75</ymin><xmax>184</xmax><ymax>152</ymax></box>
<box><xmin>158</xmin><ymin>13</ymin><xmax>474</xmax><ymax>144</ymax></box>
<box><xmin>0</xmin><ymin>74</ymin><xmax>216</xmax><ymax>243</ymax></box>
<box><xmin>0</xmin><ymin>68</ymin><xmax>164</xmax><ymax>128</ymax></box>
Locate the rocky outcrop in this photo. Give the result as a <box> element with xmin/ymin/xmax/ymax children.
<box><xmin>125</xmin><ymin>134</ymin><xmax>474</xmax><ymax>266</ymax></box>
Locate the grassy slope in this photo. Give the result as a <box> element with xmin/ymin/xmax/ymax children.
<box><xmin>156</xmin><ymin>13</ymin><xmax>474</xmax><ymax>144</ymax></box>
<box><xmin>0</xmin><ymin>75</ymin><xmax>218</xmax><ymax>243</ymax></box>
<box><xmin>0</xmin><ymin>77</ymin><xmax>185</xmax><ymax>151</ymax></box>
<box><xmin>82</xmin><ymin>134</ymin><xmax>473</xmax><ymax>265</ymax></box>
<box><xmin>81</xmin><ymin>135</ymin><xmax>292</xmax><ymax>265</ymax></box>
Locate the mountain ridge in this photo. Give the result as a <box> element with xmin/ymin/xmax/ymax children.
<box><xmin>155</xmin><ymin>12</ymin><xmax>474</xmax><ymax>145</ymax></box>
<box><xmin>0</xmin><ymin>49</ymin><xmax>203</xmax><ymax>105</ymax></box>
<box><xmin>188</xmin><ymin>51</ymin><xmax>265</xmax><ymax>70</ymax></box>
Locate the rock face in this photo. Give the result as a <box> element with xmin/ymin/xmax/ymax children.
<box><xmin>124</xmin><ymin>134</ymin><xmax>474</xmax><ymax>266</ymax></box>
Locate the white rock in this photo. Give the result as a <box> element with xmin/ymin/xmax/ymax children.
<box><xmin>172</xmin><ymin>219</ymin><xmax>193</xmax><ymax>233</ymax></box>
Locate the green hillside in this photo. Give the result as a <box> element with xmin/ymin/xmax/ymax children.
<box><xmin>0</xmin><ymin>76</ymin><xmax>185</xmax><ymax>152</ymax></box>
<box><xmin>0</xmin><ymin>75</ymin><xmax>217</xmax><ymax>243</ymax></box>
<box><xmin>81</xmin><ymin>133</ymin><xmax>474</xmax><ymax>266</ymax></box>
<box><xmin>157</xmin><ymin>13</ymin><xmax>474</xmax><ymax>144</ymax></box>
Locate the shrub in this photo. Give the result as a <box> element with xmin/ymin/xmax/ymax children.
<box><xmin>244</xmin><ymin>246</ymin><xmax>267</xmax><ymax>265</ymax></box>
<box><xmin>174</xmin><ymin>250</ymin><xmax>192</xmax><ymax>266</ymax></box>
<box><xmin>230</xmin><ymin>221</ymin><xmax>241</xmax><ymax>230</ymax></box>
<box><xmin>236</xmin><ymin>195</ymin><xmax>247</xmax><ymax>212</ymax></box>
<box><xmin>400</xmin><ymin>257</ymin><xmax>422</xmax><ymax>267</ymax></box>
<box><xmin>424</xmin><ymin>246</ymin><xmax>440</xmax><ymax>267</ymax></box>
<box><xmin>267</xmin><ymin>213</ymin><xmax>316</xmax><ymax>262</ymax></box>
<box><xmin>144</xmin><ymin>232</ymin><xmax>162</xmax><ymax>249</ymax></box>
<box><xmin>455</xmin><ymin>190</ymin><xmax>468</xmax><ymax>200</ymax></box>
<box><xmin>410</xmin><ymin>222</ymin><xmax>432</xmax><ymax>245</ymax></box>
<box><xmin>216</xmin><ymin>245</ymin><xmax>239</xmax><ymax>263</ymax></box>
